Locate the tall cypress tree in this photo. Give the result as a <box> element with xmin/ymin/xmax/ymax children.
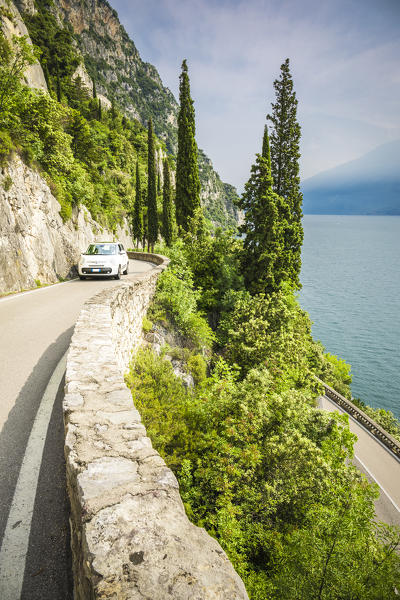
<box><xmin>175</xmin><ymin>59</ymin><xmax>201</xmax><ymax>233</ymax></box>
<box><xmin>162</xmin><ymin>158</ymin><xmax>174</xmax><ymax>247</ymax></box>
<box><xmin>267</xmin><ymin>58</ymin><xmax>303</xmax><ymax>288</ymax></box>
<box><xmin>132</xmin><ymin>162</ymin><xmax>144</xmax><ymax>249</ymax></box>
<box><xmin>147</xmin><ymin>118</ymin><xmax>158</xmax><ymax>252</ymax></box>
<box><xmin>238</xmin><ymin>125</ymin><xmax>287</xmax><ymax>295</ymax></box>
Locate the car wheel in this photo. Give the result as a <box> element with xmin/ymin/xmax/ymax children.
<box><xmin>115</xmin><ymin>266</ymin><xmax>121</xmax><ymax>280</ymax></box>
<box><xmin>123</xmin><ymin>261</ymin><xmax>129</xmax><ymax>275</ymax></box>
<box><xmin>79</xmin><ymin>275</ymin><xmax>86</xmax><ymax>280</ymax></box>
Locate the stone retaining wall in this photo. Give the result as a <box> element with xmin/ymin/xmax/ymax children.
<box><xmin>63</xmin><ymin>255</ymin><xmax>249</xmax><ymax>600</ymax></box>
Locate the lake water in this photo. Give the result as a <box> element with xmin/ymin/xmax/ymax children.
<box><xmin>299</xmin><ymin>215</ymin><xmax>400</xmax><ymax>419</ymax></box>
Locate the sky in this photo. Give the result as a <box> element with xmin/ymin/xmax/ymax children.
<box><xmin>111</xmin><ymin>0</ymin><xmax>400</xmax><ymax>192</ymax></box>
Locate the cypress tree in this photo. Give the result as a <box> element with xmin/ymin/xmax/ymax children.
<box><xmin>162</xmin><ymin>158</ymin><xmax>174</xmax><ymax>247</ymax></box>
<box><xmin>238</xmin><ymin>125</ymin><xmax>288</xmax><ymax>295</ymax></box>
<box><xmin>267</xmin><ymin>58</ymin><xmax>303</xmax><ymax>288</ymax></box>
<box><xmin>132</xmin><ymin>162</ymin><xmax>144</xmax><ymax>249</ymax></box>
<box><xmin>175</xmin><ymin>59</ymin><xmax>201</xmax><ymax>233</ymax></box>
<box><xmin>98</xmin><ymin>97</ymin><xmax>102</xmax><ymax>121</ymax></box>
<box><xmin>110</xmin><ymin>97</ymin><xmax>117</xmax><ymax>125</ymax></box>
<box><xmin>92</xmin><ymin>80</ymin><xmax>97</xmax><ymax>99</ymax></box>
<box><xmin>147</xmin><ymin>118</ymin><xmax>158</xmax><ymax>252</ymax></box>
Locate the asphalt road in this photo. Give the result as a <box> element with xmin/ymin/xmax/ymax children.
<box><xmin>0</xmin><ymin>260</ymin><xmax>155</xmax><ymax>599</ymax></box>
<box><xmin>319</xmin><ymin>395</ymin><xmax>400</xmax><ymax>528</ymax></box>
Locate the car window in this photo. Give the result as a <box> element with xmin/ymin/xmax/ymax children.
<box><xmin>86</xmin><ymin>244</ymin><xmax>117</xmax><ymax>255</ymax></box>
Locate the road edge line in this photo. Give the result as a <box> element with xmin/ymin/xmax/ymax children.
<box><xmin>354</xmin><ymin>454</ymin><xmax>400</xmax><ymax>515</ymax></box>
<box><xmin>0</xmin><ymin>350</ymin><xmax>68</xmax><ymax>599</ymax></box>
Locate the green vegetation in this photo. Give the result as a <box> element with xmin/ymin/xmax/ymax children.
<box><xmin>128</xmin><ymin>234</ymin><xmax>400</xmax><ymax>599</ymax></box>
<box><xmin>267</xmin><ymin>58</ymin><xmax>303</xmax><ymax>289</ymax></box>
<box><xmin>24</xmin><ymin>0</ymin><xmax>80</xmax><ymax>103</ymax></box>
<box><xmin>175</xmin><ymin>59</ymin><xmax>201</xmax><ymax>232</ymax></box>
<box><xmin>2</xmin><ymin>174</ymin><xmax>12</xmax><ymax>191</ymax></box>
<box><xmin>0</xmin><ymin>8</ymin><xmax>170</xmax><ymax>230</ymax></box>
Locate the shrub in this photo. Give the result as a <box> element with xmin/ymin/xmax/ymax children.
<box><xmin>187</xmin><ymin>353</ymin><xmax>207</xmax><ymax>385</ymax></box>
<box><xmin>150</xmin><ymin>245</ymin><xmax>214</xmax><ymax>352</ymax></box>
<box><xmin>2</xmin><ymin>174</ymin><xmax>12</xmax><ymax>191</ymax></box>
<box><xmin>0</xmin><ymin>130</ymin><xmax>13</xmax><ymax>165</ymax></box>
<box><xmin>142</xmin><ymin>316</ymin><xmax>153</xmax><ymax>334</ymax></box>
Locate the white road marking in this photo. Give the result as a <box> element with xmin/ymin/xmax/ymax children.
<box><xmin>0</xmin><ymin>351</ymin><xmax>68</xmax><ymax>599</ymax></box>
<box><xmin>354</xmin><ymin>454</ymin><xmax>400</xmax><ymax>515</ymax></box>
<box><xmin>0</xmin><ymin>279</ymin><xmax>78</xmax><ymax>304</ymax></box>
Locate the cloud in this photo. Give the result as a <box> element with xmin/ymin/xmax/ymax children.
<box><xmin>111</xmin><ymin>0</ymin><xmax>400</xmax><ymax>190</ymax></box>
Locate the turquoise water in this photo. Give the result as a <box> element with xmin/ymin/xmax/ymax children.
<box><xmin>299</xmin><ymin>215</ymin><xmax>400</xmax><ymax>419</ymax></box>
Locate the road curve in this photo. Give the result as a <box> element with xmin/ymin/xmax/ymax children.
<box><xmin>319</xmin><ymin>395</ymin><xmax>400</xmax><ymax>528</ymax></box>
<box><xmin>0</xmin><ymin>260</ymin><xmax>155</xmax><ymax>599</ymax></box>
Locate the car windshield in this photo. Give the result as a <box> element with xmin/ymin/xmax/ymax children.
<box><xmin>85</xmin><ymin>244</ymin><xmax>117</xmax><ymax>255</ymax></box>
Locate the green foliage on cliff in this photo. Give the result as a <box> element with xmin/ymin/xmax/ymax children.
<box><xmin>127</xmin><ymin>233</ymin><xmax>400</xmax><ymax>598</ymax></box>
<box><xmin>0</xmin><ymin>30</ymin><xmax>39</xmax><ymax>114</ymax></box>
<box><xmin>0</xmin><ymin>19</ymin><xmax>171</xmax><ymax>229</ymax></box>
<box><xmin>9</xmin><ymin>0</ymin><xmax>241</xmax><ymax>231</ymax></box>
<box><xmin>24</xmin><ymin>0</ymin><xmax>80</xmax><ymax>102</ymax></box>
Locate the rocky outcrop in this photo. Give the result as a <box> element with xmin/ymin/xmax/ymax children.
<box><xmin>51</xmin><ymin>0</ymin><xmax>174</xmax><ymax>141</ymax></box>
<box><xmin>14</xmin><ymin>0</ymin><xmax>35</xmax><ymax>16</ymax></box>
<box><xmin>0</xmin><ymin>0</ymin><xmax>47</xmax><ymax>91</ymax></box>
<box><xmin>0</xmin><ymin>155</ymin><xmax>133</xmax><ymax>294</ymax></box>
<box><xmin>198</xmin><ymin>149</ymin><xmax>242</xmax><ymax>228</ymax></box>
<box><xmin>64</xmin><ymin>257</ymin><xmax>249</xmax><ymax>599</ymax></box>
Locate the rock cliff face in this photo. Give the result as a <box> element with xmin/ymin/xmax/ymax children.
<box><xmin>198</xmin><ymin>149</ymin><xmax>242</xmax><ymax>228</ymax></box>
<box><xmin>50</xmin><ymin>0</ymin><xmax>179</xmax><ymax>152</ymax></box>
<box><xmin>0</xmin><ymin>155</ymin><xmax>133</xmax><ymax>294</ymax></box>
<box><xmin>22</xmin><ymin>0</ymin><xmax>240</xmax><ymax>227</ymax></box>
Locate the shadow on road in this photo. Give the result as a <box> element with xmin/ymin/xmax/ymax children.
<box><xmin>0</xmin><ymin>328</ymin><xmax>74</xmax><ymax>599</ymax></box>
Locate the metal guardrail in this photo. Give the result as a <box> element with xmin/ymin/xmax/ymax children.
<box><xmin>316</xmin><ymin>377</ymin><xmax>400</xmax><ymax>460</ymax></box>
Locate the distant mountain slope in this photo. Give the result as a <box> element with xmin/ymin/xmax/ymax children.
<box><xmin>17</xmin><ymin>0</ymin><xmax>240</xmax><ymax>228</ymax></box>
<box><xmin>302</xmin><ymin>141</ymin><xmax>400</xmax><ymax>214</ymax></box>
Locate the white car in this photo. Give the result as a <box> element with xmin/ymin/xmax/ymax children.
<box><xmin>78</xmin><ymin>242</ymin><xmax>129</xmax><ymax>280</ymax></box>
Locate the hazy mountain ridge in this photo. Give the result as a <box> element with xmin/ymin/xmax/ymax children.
<box><xmin>302</xmin><ymin>141</ymin><xmax>400</xmax><ymax>214</ymax></box>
